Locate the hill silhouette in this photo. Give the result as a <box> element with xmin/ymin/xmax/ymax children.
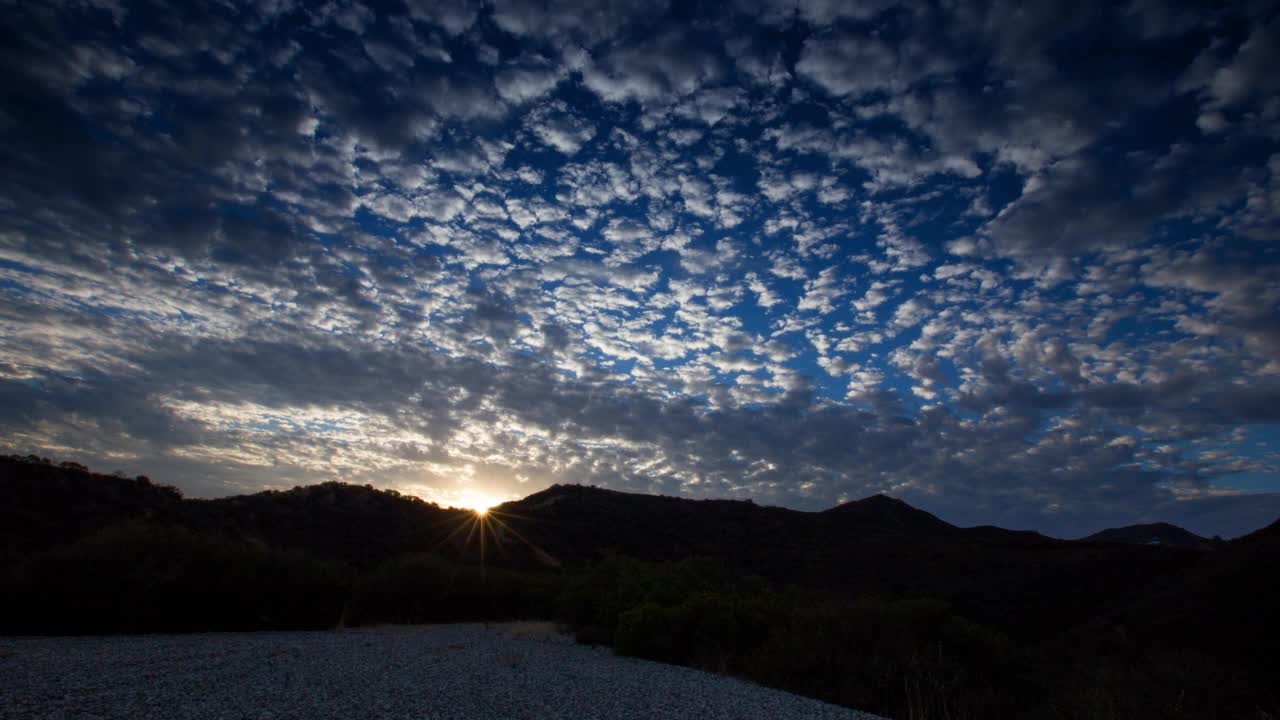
<box><xmin>1</xmin><ymin>457</ymin><xmax>1262</xmax><ymax>635</ymax></box>
<box><xmin>487</xmin><ymin>483</ymin><xmax>1208</xmax><ymax>639</ymax></box>
<box><xmin>1081</xmin><ymin>521</ymin><xmax>1216</xmax><ymax>549</ymax></box>
<box><xmin>821</xmin><ymin>493</ymin><xmax>958</xmax><ymax>534</ymax></box>
<box><xmin>3</xmin><ymin>454</ymin><xmax>1278</xmax><ymax>719</ymax></box>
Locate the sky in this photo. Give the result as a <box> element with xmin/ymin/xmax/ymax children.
<box><xmin>2</xmin><ymin>0</ymin><xmax>1280</xmax><ymax>538</ymax></box>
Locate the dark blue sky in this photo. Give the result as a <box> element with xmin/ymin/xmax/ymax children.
<box><xmin>2</xmin><ymin>0</ymin><xmax>1279</xmax><ymax>536</ymax></box>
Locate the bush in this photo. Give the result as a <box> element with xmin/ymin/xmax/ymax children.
<box><xmin>348</xmin><ymin>553</ymin><xmax>455</xmax><ymax>624</ymax></box>
<box><xmin>347</xmin><ymin>553</ymin><xmax>562</xmax><ymax>626</ymax></box>
<box><xmin>615</xmin><ymin>592</ymin><xmax>775</xmax><ymax>671</ymax></box>
<box><xmin>557</xmin><ymin>554</ymin><xmax>767</xmax><ymax>645</ymax></box>
<box><xmin>556</xmin><ymin>555</ymin><xmax>1039</xmax><ymax>720</ymax></box>
<box><xmin>5</xmin><ymin>522</ymin><xmax>350</xmax><ymax>634</ymax></box>
<box><xmin>747</xmin><ymin>595</ymin><xmax>1027</xmax><ymax>719</ymax></box>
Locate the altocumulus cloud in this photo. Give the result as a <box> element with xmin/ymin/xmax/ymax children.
<box><xmin>1</xmin><ymin>0</ymin><xmax>1279</xmax><ymax>536</ymax></box>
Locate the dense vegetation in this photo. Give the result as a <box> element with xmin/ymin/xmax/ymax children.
<box><xmin>558</xmin><ymin>555</ymin><xmax>1278</xmax><ymax>720</ymax></box>
<box><xmin>2</xmin><ymin>454</ymin><xmax>1277</xmax><ymax>719</ymax></box>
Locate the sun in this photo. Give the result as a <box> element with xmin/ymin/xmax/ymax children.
<box><xmin>433</xmin><ymin>488</ymin><xmax>559</xmax><ymax>570</ymax></box>
<box><xmin>456</xmin><ymin>492</ymin><xmax>500</xmax><ymax>515</ymax></box>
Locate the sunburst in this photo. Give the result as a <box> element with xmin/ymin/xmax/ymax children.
<box><xmin>433</xmin><ymin>499</ymin><xmax>562</xmax><ymax>574</ymax></box>
<box><xmin>456</xmin><ymin>492</ymin><xmax>500</xmax><ymax>515</ymax></box>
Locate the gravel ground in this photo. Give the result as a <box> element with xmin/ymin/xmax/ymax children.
<box><xmin>0</xmin><ymin>623</ymin><xmax>882</xmax><ymax>720</ymax></box>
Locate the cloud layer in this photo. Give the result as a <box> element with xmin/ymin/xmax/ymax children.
<box><xmin>1</xmin><ymin>0</ymin><xmax>1278</xmax><ymax>536</ymax></box>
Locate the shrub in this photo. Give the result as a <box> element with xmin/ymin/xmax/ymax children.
<box><xmin>6</xmin><ymin>522</ymin><xmax>350</xmax><ymax>634</ymax></box>
<box><xmin>557</xmin><ymin>554</ymin><xmax>767</xmax><ymax>645</ymax></box>
<box><xmin>348</xmin><ymin>553</ymin><xmax>455</xmax><ymax>625</ymax></box>
<box><xmin>615</xmin><ymin>592</ymin><xmax>775</xmax><ymax>671</ymax></box>
<box><xmin>557</xmin><ymin>555</ymin><xmax>1040</xmax><ymax>720</ymax></box>
<box><xmin>746</xmin><ymin>595</ymin><xmax>1028</xmax><ymax>719</ymax></box>
<box><xmin>348</xmin><ymin>553</ymin><xmax>562</xmax><ymax>626</ymax></box>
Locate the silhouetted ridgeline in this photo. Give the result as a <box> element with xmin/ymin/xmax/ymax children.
<box><xmin>1080</xmin><ymin>522</ymin><xmax>1220</xmax><ymax>550</ymax></box>
<box><xmin>2</xmin><ymin>454</ymin><xmax>1277</xmax><ymax>720</ymax></box>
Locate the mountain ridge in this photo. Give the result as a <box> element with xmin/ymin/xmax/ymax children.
<box><xmin>4</xmin><ymin>456</ymin><xmax>1243</xmax><ymax>562</ymax></box>
<box><xmin>1081</xmin><ymin>521</ymin><xmax>1215</xmax><ymax>549</ymax></box>
<box><xmin>5</xmin><ymin>457</ymin><xmax>1274</xmax><ymax>629</ymax></box>
<box><xmin>5</xmin><ymin>454</ymin><xmax>1277</xmax><ymax>719</ymax></box>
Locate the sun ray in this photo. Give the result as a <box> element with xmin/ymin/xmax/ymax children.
<box><xmin>479</xmin><ymin>509</ymin><xmax>562</xmax><ymax>568</ymax></box>
<box><xmin>421</xmin><ymin>500</ymin><xmax>563</xmax><ymax>572</ymax></box>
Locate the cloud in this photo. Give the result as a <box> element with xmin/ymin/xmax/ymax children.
<box><xmin>490</xmin><ymin>0</ymin><xmax>664</xmax><ymax>47</ymax></box>
<box><xmin>797</xmin><ymin>29</ymin><xmax>952</xmax><ymax>98</ymax></box>
<box><xmin>405</xmin><ymin>0</ymin><xmax>481</xmax><ymax>35</ymax></box>
<box><xmin>527</xmin><ymin>102</ymin><xmax>597</xmax><ymax>154</ymax></box>
<box><xmin>0</xmin><ymin>0</ymin><xmax>1277</xmax><ymax>539</ymax></box>
<box><xmin>581</xmin><ymin>28</ymin><xmax>723</xmax><ymax>105</ymax></box>
<box><xmin>748</xmin><ymin>0</ymin><xmax>898</xmax><ymax>26</ymax></box>
<box><xmin>496</xmin><ymin>60</ymin><xmax>565</xmax><ymax>105</ymax></box>
<box><xmin>1185</xmin><ymin>15</ymin><xmax>1280</xmax><ymax>111</ymax></box>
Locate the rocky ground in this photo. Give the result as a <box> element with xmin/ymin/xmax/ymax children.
<box><xmin>0</xmin><ymin>623</ymin><xmax>881</xmax><ymax>719</ymax></box>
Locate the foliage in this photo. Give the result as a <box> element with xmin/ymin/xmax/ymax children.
<box><xmin>5</xmin><ymin>522</ymin><xmax>350</xmax><ymax>634</ymax></box>
<box><xmin>554</xmin><ymin>554</ymin><xmax>1280</xmax><ymax>720</ymax></box>
<box><xmin>348</xmin><ymin>553</ymin><xmax>560</xmax><ymax>625</ymax></box>
<box><xmin>1</xmin><ymin>454</ymin><xmax>184</xmax><ymax>568</ymax></box>
<box><xmin>558</xmin><ymin>555</ymin><xmax>772</xmax><ymax>656</ymax></box>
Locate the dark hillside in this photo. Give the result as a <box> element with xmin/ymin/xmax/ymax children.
<box><xmin>0</xmin><ymin>456</ymin><xmax>476</xmax><ymax>570</ymax></box>
<box><xmin>491</xmin><ymin>483</ymin><xmax>806</xmax><ymax>572</ymax></box>
<box><xmin>1118</xmin><ymin>519</ymin><xmax>1280</xmax><ymax>665</ymax></box>
<box><xmin>189</xmin><ymin>483</ymin><xmax>473</xmax><ymax>570</ymax></box>
<box><xmin>0</xmin><ymin>458</ymin><xmax>1216</xmax><ymax>638</ymax></box>
<box><xmin>1081</xmin><ymin>522</ymin><xmax>1215</xmax><ymax>550</ymax></box>
<box><xmin>489</xmin><ymin>484</ymin><xmax>1203</xmax><ymax>640</ymax></box>
<box><xmin>820</xmin><ymin>493</ymin><xmax>957</xmax><ymax>534</ymax></box>
<box><xmin>0</xmin><ymin>455</ymin><xmax>184</xmax><ymax>565</ymax></box>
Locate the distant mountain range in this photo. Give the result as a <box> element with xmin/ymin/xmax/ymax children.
<box><xmin>3</xmin><ymin>454</ymin><xmax>1277</xmax><ymax>661</ymax></box>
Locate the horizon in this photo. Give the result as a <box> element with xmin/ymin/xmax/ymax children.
<box><xmin>10</xmin><ymin>454</ymin><xmax>1275</xmax><ymax>540</ymax></box>
<box><xmin>2</xmin><ymin>0</ymin><xmax>1279</xmax><ymax>539</ymax></box>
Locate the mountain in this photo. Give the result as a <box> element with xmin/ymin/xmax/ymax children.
<box><xmin>0</xmin><ymin>455</ymin><xmax>473</xmax><ymax>570</ymax></box>
<box><xmin>1100</xmin><ymin>517</ymin><xmax>1280</xmax><ymax>670</ymax></box>
<box><xmin>5</xmin><ymin>455</ymin><xmax>1277</xmax><ymax>719</ymax></box>
<box><xmin>819</xmin><ymin>493</ymin><xmax>957</xmax><ymax>534</ymax></box>
<box><xmin>1081</xmin><ymin>522</ymin><xmax>1215</xmax><ymax>549</ymax></box>
<box><xmin>491</xmin><ymin>483</ymin><xmax>807</xmax><ymax>573</ymax></box>
<box><xmin>0</xmin><ymin>456</ymin><xmax>184</xmax><ymax>566</ymax></box>
<box><xmin>0</xmin><ymin>455</ymin><xmax>1259</xmax><ymax>639</ymax></box>
<box><xmin>1240</xmin><ymin>517</ymin><xmax>1280</xmax><ymax>545</ymax></box>
<box><xmin>486</xmin><ymin>483</ymin><xmax>1202</xmax><ymax>637</ymax></box>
